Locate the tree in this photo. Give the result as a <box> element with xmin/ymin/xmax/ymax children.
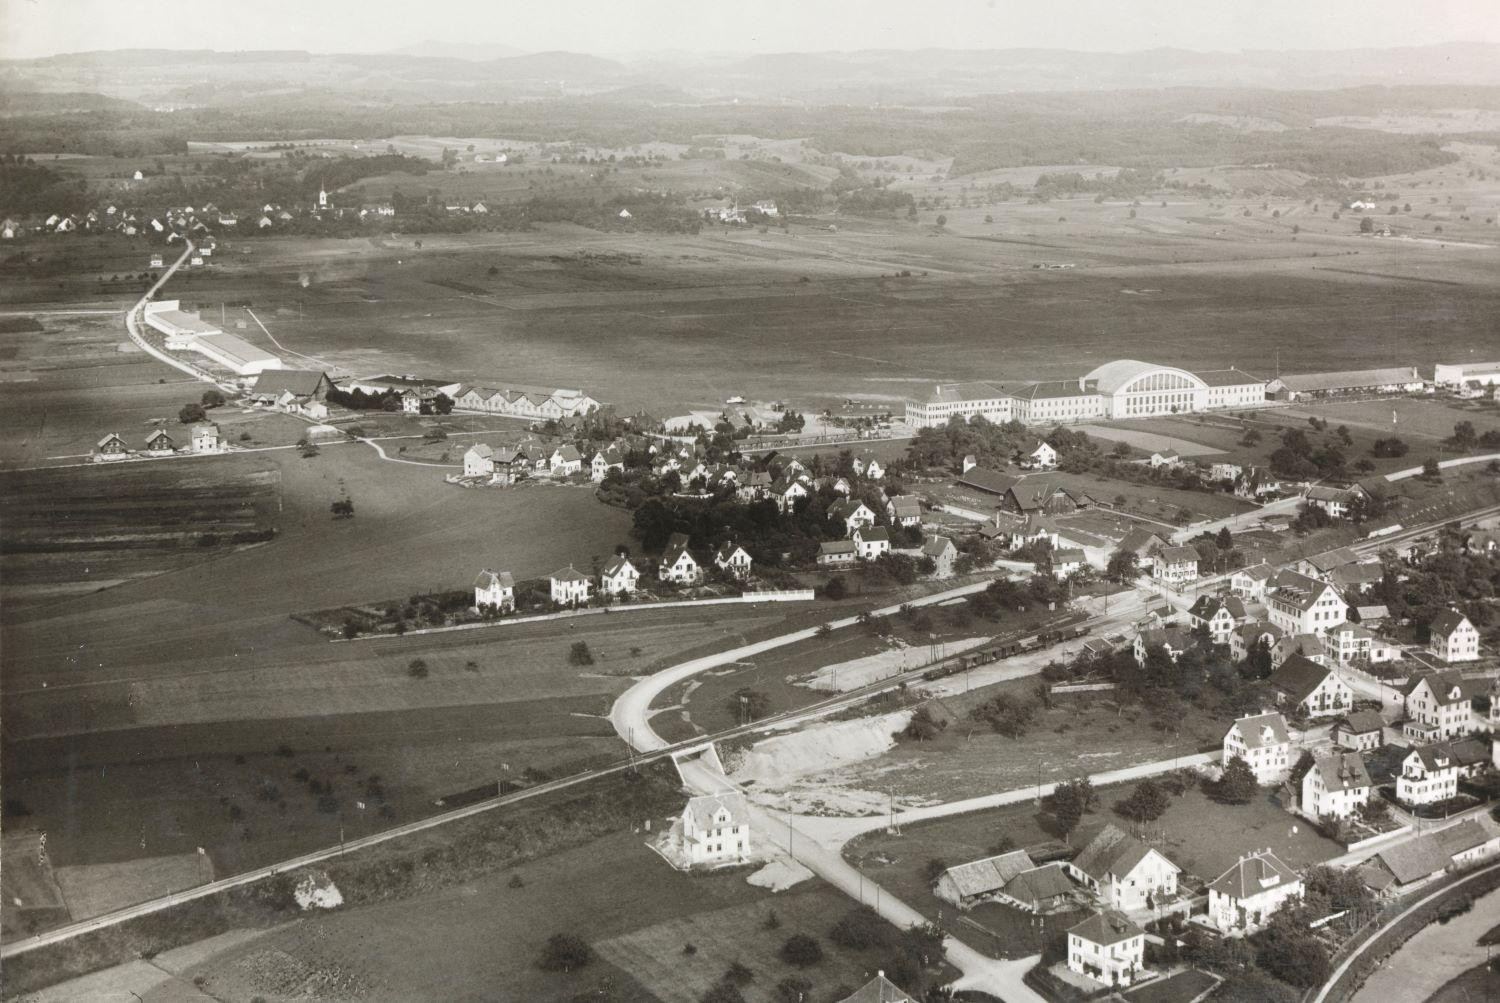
<box><xmin>432</xmin><ymin>392</ymin><xmax>454</xmax><ymax>415</ymax></box>
<box><xmin>779</xmin><ymin>933</ymin><xmax>824</xmax><ymax>968</ymax></box>
<box><xmin>178</xmin><ymin>402</ymin><xmax>207</xmax><ymax>424</ymax></box>
<box><xmin>569</xmin><ymin>641</ymin><xmax>594</xmax><ymax>666</ymax></box>
<box><xmin>822</xmin><ymin>577</ymin><xmax>847</xmax><ymax>600</ymax></box>
<box><xmin>537</xmin><ymin>933</ymin><xmax>593</xmax><ymax>972</ymax></box>
<box><xmin>935</xmin><ymin>214</ymin><xmax>947</xmax><ymax>227</ymax></box>
<box><xmin>330</xmin><ymin>498</ymin><xmax>354</xmax><ymax>518</ymax></box>
<box><xmin>1422</xmin><ymin>456</ymin><xmax>1442</xmax><ymax>480</ymax></box>
<box><xmin>1106</xmin><ymin>549</ymin><xmax>1138</xmax><ymax>582</ymax></box>
<box><xmin>407</xmin><ymin>658</ymin><xmax>429</xmax><ymax>678</ymax></box>
<box><xmin>1117</xmin><ymin>779</ymin><xmax>1169</xmax><ymax>822</ymax></box>
<box><xmin>1449</xmin><ymin>421</ymin><xmax>1478</xmax><ymax>450</ymax></box>
<box><xmin>1215</xmin><ymin>528</ymin><xmax>1233</xmax><ymax>550</ymax></box>
<box><xmin>201</xmin><ymin>388</ymin><xmax>226</xmax><ymax>408</ymax></box>
<box><xmin>1359</xmin><ymin>216</ymin><xmax>1374</xmax><ymax>233</ymax></box>
<box><xmin>1052</xmin><ymin>777</ymin><xmax>1096</xmax><ymax>841</ymax></box>
<box><xmin>1215</xmin><ymin>755</ymin><xmax>1258</xmax><ymax>804</ymax></box>
<box><xmin>775</xmin><ymin>976</ymin><xmax>813</xmax><ymax>1003</ymax></box>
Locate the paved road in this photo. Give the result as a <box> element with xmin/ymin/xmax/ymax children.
<box><xmin>1384</xmin><ymin>453</ymin><xmax>1500</xmax><ymax>481</ymax></box>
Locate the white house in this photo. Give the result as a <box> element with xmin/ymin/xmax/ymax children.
<box><xmin>1149</xmin><ymin>449</ymin><xmax>1181</xmax><ymax>469</ymax></box>
<box><xmin>1207</xmin><ymin>851</ymin><xmax>1303</xmax><ymax>936</ymax></box>
<box><xmin>1332</xmin><ymin>710</ymin><xmax>1385</xmax><ymax>751</ymax></box>
<box><xmin>550</xmin><ymin>445</ymin><xmax>583</xmax><ymax>477</ymax></box>
<box><xmin>1152</xmin><ymin>546</ymin><xmax>1199</xmax><ymax>587</ymax></box>
<box><xmin>887</xmin><ymin>495</ymin><xmax>922</xmax><ymax>528</ymax></box>
<box><xmin>1066</xmin><ymin>824</ymin><xmax>1180</xmax><ymax>913</ymax></box>
<box><xmin>1210</xmin><ymin>461</ymin><xmax>1244</xmax><ymax>483</ymax></box>
<box><xmin>189</xmin><ymin>422</ymin><xmax>223</xmax><ymax>454</ymax></box>
<box><xmin>474</xmin><ymin>569</ymin><xmax>515</xmax><ymax>612</ymax></box>
<box><xmin>464</xmin><ymin>443</ymin><xmax>495</xmax><ymax>478</ymax></box>
<box><xmin>599</xmin><ymin>554</ymin><xmax>639</xmax><ymax>595</ymax></box>
<box><xmin>1325</xmin><ymin>621</ymin><xmax>1402</xmax><ymax>666</ymax></box>
<box><xmin>680</xmin><ymin>792</ymin><xmax>750</xmax><ymax>867</ymax></box>
<box><xmin>1427</xmin><ymin>610</ymin><xmax>1480</xmax><ymax>663</ymax></box>
<box><xmin>1223</xmin><ymin>713</ymin><xmax>1292</xmax><ymax>785</ymax></box>
<box><xmin>829</xmin><ymin>499</ymin><xmax>878</xmax><ymax>535</ymax></box>
<box><xmin>659</xmin><ymin>534</ymin><xmax>701</xmax><ymax>584</ymax></box>
<box><xmin>1028</xmin><ymin>441</ymin><xmax>1058</xmax><ymax>469</ymax></box>
<box><xmin>1053</xmin><ymin>548</ymin><xmax>1086</xmax><ymax>579</ymax></box>
<box><xmin>922</xmin><ymin>536</ymin><xmax>958</xmax><ymax>577</ymax></box>
<box><xmin>1302</xmin><ymin>751</ymin><xmax>1372</xmax><ymax>820</ymax></box>
<box><xmin>853</xmin><ymin>526</ymin><xmax>891</xmax><ymax>561</ymax></box>
<box><xmin>549</xmin><ymin>566</ymin><xmax>592</xmax><ymax>605</ymax></box>
<box><xmin>1066</xmin><ymin>910</ymin><xmax>1145</xmax><ymax>988</ymax></box>
<box><xmin>1188</xmin><ymin>595</ymin><xmax>1247</xmax><ymax>645</ymax></box>
<box><xmin>1267</xmin><ymin>571</ymin><xmax>1348</xmax><ymax>637</ymax></box>
<box><xmin>1267</xmin><ymin>654</ymin><xmax>1354</xmax><ymax>718</ymax></box>
<box><xmin>818</xmin><ymin>540</ymin><xmax>857</xmax><ymax>566</ymax></box>
<box><xmin>1397</xmin><ymin>744</ymin><xmax>1460</xmax><ymax>806</ymax></box>
<box><xmin>714</xmin><ymin>541</ymin><xmax>753</xmax><ymax>580</ymax></box>
<box><xmin>1403</xmin><ymin>671</ymin><xmax>1485</xmax><ymax>742</ymax></box>
<box><xmin>1229</xmin><ymin>563</ymin><xmax>1275</xmax><ymax>602</ymax></box>
<box><xmin>770</xmin><ymin>478</ymin><xmax>808</xmax><ymax>513</ymax></box>
<box><xmin>590</xmin><ymin>446</ymin><xmax>624</xmax><ymax>482</ymax></box>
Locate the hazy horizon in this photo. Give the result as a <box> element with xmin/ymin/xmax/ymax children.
<box><xmin>3</xmin><ymin>0</ymin><xmax>1498</xmax><ymax>61</ymax></box>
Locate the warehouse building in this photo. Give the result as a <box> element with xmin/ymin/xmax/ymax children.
<box><xmin>1267</xmin><ymin>367</ymin><xmax>1429</xmax><ymax>401</ymax></box>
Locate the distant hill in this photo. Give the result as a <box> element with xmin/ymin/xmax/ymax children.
<box><xmin>487</xmin><ymin>51</ymin><xmax>629</xmax><ymax>82</ymax></box>
<box><xmin>387</xmin><ymin>40</ymin><xmax>526</xmax><ymax>61</ymax></box>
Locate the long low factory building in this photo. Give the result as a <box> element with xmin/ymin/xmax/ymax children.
<box><xmin>1266</xmin><ymin>367</ymin><xmax>1429</xmax><ymax>401</ymax></box>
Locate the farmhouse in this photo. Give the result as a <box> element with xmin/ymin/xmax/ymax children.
<box><xmin>142</xmin><ymin>428</ymin><xmax>175</xmax><ymax>456</ymax></box>
<box><xmin>599</xmin><ymin>554</ymin><xmax>639</xmax><ymax>595</ymax></box>
<box><xmin>934</xmin><ymin>849</ymin><xmax>1035</xmax><ymax>909</ymax></box>
<box><xmin>1302</xmin><ymin>751</ymin><xmax>1372</xmax><ymax>820</ymax></box>
<box><xmin>1304</xmin><ymin>483</ymin><xmax>1370</xmax><ymax>519</ymax></box>
<box><xmin>1117</xmin><ymin>527</ymin><xmax>1166</xmax><ymax>560</ymax></box>
<box><xmin>590</xmin><ymin>446</ymin><xmax>624</xmax><ymax>482</ymax></box>
<box><xmin>1267</xmin><ymin>654</ymin><xmax>1353</xmax><ymax>718</ymax></box>
<box><xmin>1066</xmin><ymin>910</ymin><xmax>1145</xmax><ymax>988</ymax></box>
<box><xmin>1369</xmin><ymin>837</ymin><xmax>1454</xmax><ymax>894</ymax></box>
<box><xmin>1206</xmin><ymin>851</ymin><xmax>1303</xmax><ymax>936</ymax></box>
<box><xmin>659</xmin><ymin>534</ymin><xmax>701</xmax><ymax>584</ymax></box>
<box><xmin>1149</xmin><ymin>449</ymin><xmax>1181</xmax><ymax>468</ymax></box>
<box><xmin>473</xmin><ymin>569</ymin><xmax>515</xmax><ymax>612</ymax></box>
<box><xmin>922</xmin><ymin>536</ymin><xmax>958</xmax><ymax>577</ymax></box>
<box><xmin>1427</xmin><ymin>610</ymin><xmax>1480</xmax><ymax>663</ymax></box>
<box><xmin>1436</xmin><ymin>817</ymin><xmax>1500</xmax><ymax>867</ymax></box>
<box><xmin>1222</xmin><ymin>712</ymin><xmax>1291</xmax><ymax>785</ymax></box>
<box><xmin>1333</xmin><ymin>710</ymin><xmax>1386</xmax><ymax>751</ymax></box>
<box><xmin>549</xmin><ymin>566</ymin><xmax>592</xmax><ymax>606</ymax></box>
<box><xmin>1433</xmin><ymin>361</ymin><xmax>1500</xmax><ymax>389</ymax></box>
<box><xmin>1151</xmin><ymin>545</ymin><xmax>1199</xmax><ymax>587</ymax></box>
<box><xmin>463</xmin><ymin>443</ymin><xmax>495</xmax><ymax>478</ymax></box>
<box><xmin>1053</xmin><ymin>548</ymin><xmax>1086</xmax><ymax>579</ymax></box>
<box><xmin>1027</xmin><ymin>441</ymin><xmax>1058</xmax><ymax>469</ymax></box>
<box><xmin>550</xmin><ymin>445</ymin><xmax>583</xmax><ymax>476</ymax></box>
<box><xmin>887</xmin><ymin>495</ymin><xmax>922</xmax><ymax>527</ymax></box>
<box><xmin>678</xmin><ymin>793</ymin><xmax>751</xmax><ymax>868</ymax></box>
<box><xmin>1396</xmin><ymin>744</ymin><xmax>1460</xmax><ymax>806</ymax></box>
<box><xmin>1267</xmin><ymin>367</ymin><xmax>1428</xmax><ymax>401</ymax></box>
<box><xmin>1066</xmin><ymin>824</ymin><xmax>1180</xmax><ymax>912</ymax></box>
<box><xmin>248</xmin><ymin>369</ymin><xmax>331</xmax><ymax>407</ymax></box>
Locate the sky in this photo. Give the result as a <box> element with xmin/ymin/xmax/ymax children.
<box><xmin>2</xmin><ymin>0</ymin><xmax>1498</xmax><ymax>60</ymax></box>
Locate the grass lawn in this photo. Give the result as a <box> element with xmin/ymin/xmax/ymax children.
<box><xmin>182</xmin><ymin>830</ymin><xmax>879</xmax><ymax>1003</ymax></box>
<box><xmin>1427</xmin><ymin>961</ymin><xmax>1500</xmax><ymax>1003</ymax></box>
<box><xmin>1123</xmin><ymin>968</ymin><xmax>1221</xmax><ymax>1003</ymax></box>
<box><xmin>1140</xmin><ymin>785</ymin><xmax>1343</xmax><ymax>883</ymax></box>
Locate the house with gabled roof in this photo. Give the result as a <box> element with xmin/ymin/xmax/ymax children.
<box><xmin>189</xmin><ymin>422</ymin><xmax>223</xmax><ymax>454</ymax></box>
<box><xmin>1229</xmin><ymin>620</ymin><xmax>1284</xmax><ymax>665</ymax></box>
<box><xmin>1133</xmin><ymin>623</ymin><xmax>1192</xmax><ymax>666</ymax></box>
<box><xmin>1403</xmin><ymin>670</ymin><xmax>1486</xmax><ymax>741</ymax></box>
<box><xmin>1207</xmin><ymin>851</ymin><xmax>1303</xmax><ymax>935</ymax></box>
<box><xmin>1436</xmin><ymin>816</ymin><xmax>1500</xmax><ymax>868</ymax></box>
<box><xmin>829</xmin><ymin>498</ymin><xmax>877</xmax><ymax>535</ymax></box>
<box><xmin>853</xmin><ymin>525</ymin><xmax>891</xmax><ymax>561</ymax></box>
<box><xmin>659</xmin><ymin>533</ymin><xmax>701</xmax><ymax>584</ymax></box>
<box><xmin>1026</xmin><ymin>441</ymin><xmax>1058</xmax><ymax>469</ymax></box>
<box><xmin>463</xmin><ymin>443</ymin><xmax>495</xmax><ymax>478</ymax></box>
<box><xmin>714</xmin><ymin>541</ymin><xmax>752</xmax><ymax>580</ymax></box>
<box><xmin>1066</xmin><ymin>823</ymin><xmax>1180</xmax><ymax>912</ymax></box>
<box><xmin>599</xmin><ymin>554</ymin><xmax>639</xmax><ymax>596</ymax></box>
<box><xmin>549</xmin><ymin>566</ymin><xmax>591</xmax><ymax>606</ymax></box>
<box><xmin>1116</xmin><ymin>526</ymin><xmax>1166</xmax><ymax>561</ymax></box>
<box><xmin>1333</xmin><ymin>710</ymin><xmax>1386</xmax><ymax>751</ymax></box>
<box><xmin>1189</xmin><ymin>595</ymin><xmax>1247</xmax><ymax>645</ymax></box>
<box><xmin>1369</xmin><ymin>836</ymin><xmax>1453</xmax><ymax>893</ymax></box>
<box><xmin>1268</xmin><ymin>654</ymin><xmax>1353</xmax><ymax>718</ymax></box>
<box><xmin>1302</xmin><ymin>750</ymin><xmax>1372</xmax><ymax>820</ymax></box>
<box><xmin>590</xmin><ymin>445</ymin><xmax>624</xmax><ymax>482</ymax></box>
<box><xmin>1222</xmin><ymin>712</ymin><xmax>1291</xmax><ymax>785</ymax></box>
<box><xmin>1427</xmin><ymin>610</ymin><xmax>1480</xmax><ymax>663</ymax></box>
<box><xmin>1229</xmin><ymin>563</ymin><xmax>1275</xmax><ymax>601</ymax></box>
<box><xmin>678</xmin><ymin>792</ymin><xmax>750</xmax><ymax>867</ymax></box>
<box><xmin>818</xmin><ymin>540</ymin><xmax>857</xmax><ymax>566</ymax></box>
<box><xmin>836</xmin><ymin>972</ymin><xmax>916</xmax><ymax>1003</ymax></box>
<box><xmin>142</xmin><ymin>428</ymin><xmax>175</xmax><ymax>456</ymax></box>
<box><xmin>93</xmin><ymin>432</ymin><xmax>130</xmax><ymax>462</ymax></box>
<box><xmin>1397</xmin><ymin>743</ymin><xmax>1460</xmax><ymax>806</ymax></box>
<box><xmin>1066</xmin><ymin>910</ymin><xmax>1145</xmax><ymax>987</ymax></box>
<box><xmin>1304</xmin><ymin>483</ymin><xmax>1370</xmax><ymax>519</ymax></box>
<box><xmin>769</xmin><ymin>477</ymin><xmax>808</xmax><ymax>513</ymax></box>
<box><xmin>474</xmin><ymin>569</ymin><xmax>515</xmax><ymax>612</ymax></box>
<box><xmin>935</xmin><ymin>849</ymin><xmax>1036</xmax><ymax>908</ymax></box>
<box><xmin>1267</xmin><ymin>570</ymin><xmax>1348</xmax><ymax>637</ymax></box>
<box><xmin>922</xmin><ymin>535</ymin><xmax>958</xmax><ymax>577</ymax></box>
<box><xmin>886</xmin><ymin>495</ymin><xmax>922</xmax><ymax>528</ymax></box>
<box><xmin>550</xmin><ymin>444</ymin><xmax>583</xmax><ymax>476</ymax></box>
<box><xmin>1151</xmin><ymin>545</ymin><xmax>1198</xmax><ymax>587</ymax></box>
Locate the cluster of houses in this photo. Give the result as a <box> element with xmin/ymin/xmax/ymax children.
<box><xmin>702</xmin><ymin>200</ymin><xmax>779</xmax><ymax>224</ymax></box>
<box><xmin>92</xmin><ymin>423</ymin><xmax>225</xmax><ymax>462</ymax></box>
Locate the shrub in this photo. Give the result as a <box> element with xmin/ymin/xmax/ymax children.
<box><xmin>508</xmin><ymin>872</ymin><xmax>524</xmax><ymax>889</ymax></box>
<box><xmin>724</xmin><ymin>961</ymin><xmax>754</xmax><ymax>986</ymax></box>
<box><xmin>407</xmin><ymin>659</ymin><xmax>429</xmax><ymax>679</ymax></box>
<box><xmin>779</xmin><ymin>933</ymin><xmax>823</xmax><ymax>967</ymax></box>
<box><xmin>775</xmin><ymin>976</ymin><xmax>813</xmax><ymax>1003</ymax></box>
<box><xmin>537</xmin><ymin>933</ymin><xmax>593</xmax><ymax>972</ymax></box>
<box><xmin>568</xmin><ymin>641</ymin><xmax>594</xmax><ymax>666</ymax></box>
<box><xmin>683</xmin><ymin>942</ymin><xmax>697</xmax><ymax>955</ymax></box>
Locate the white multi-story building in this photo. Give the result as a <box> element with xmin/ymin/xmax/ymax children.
<box><xmin>679</xmin><ymin>793</ymin><xmax>751</xmax><ymax>867</ymax></box>
<box><xmin>1207</xmin><ymin>852</ymin><xmax>1303</xmax><ymax>936</ymax></box>
<box><xmin>1067</xmin><ymin>911</ymin><xmax>1145</xmax><ymax>988</ymax></box>
<box><xmin>549</xmin><ymin>566</ymin><xmax>591</xmax><ymax>605</ymax></box>
<box><xmin>905</xmin><ymin>381</ymin><xmax>1013</xmax><ymax>428</ymax></box>
<box><xmin>599</xmin><ymin>554</ymin><xmax>639</xmax><ymax>595</ymax></box>
<box><xmin>1433</xmin><ymin>361</ymin><xmax>1500</xmax><ymax>389</ymax></box>
<box><xmin>1428</xmin><ymin>610</ymin><xmax>1480</xmax><ymax>663</ymax></box>
<box><xmin>1267</xmin><ymin>571</ymin><xmax>1348</xmax><ymax>637</ymax></box>
<box><xmin>1268</xmin><ymin>655</ymin><xmax>1354</xmax><ymax>718</ymax></box>
<box><xmin>853</xmin><ymin>526</ymin><xmax>891</xmax><ymax>561</ymax></box>
<box><xmin>1066</xmin><ymin>824</ymin><xmax>1180</xmax><ymax>912</ymax></box>
<box><xmin>1403</xmin><ymin>671</ymin><xmax>1484</xmax><ymax>742</ymax></box>
<box><xmin>1397</xmin><ymin>744</ymin><xmax>1460</xmax><ymax>806</ymax></box>
<box><xmin>1152</xmin><ymin>546</ymin><xmax>1199</xmax><ymax>587</ymax></box>
<box><xmin>1223</xmin><ymin>713</ymin><xmax>1292</xmax><ymax>785</ymax></box>
<box><xmin>474</xmin><ymin>568</ymin><xmax>515</xmax><ymax>611</ymax></box>
<box><xmin>659</xmin><ymin>534</ymin><xmax>701</xmax><ymax>584</ymax></box>
<box><xmin>1302</xmin><ymin>751</ymin><xmax>1372</xmax><ymax>820</ymax></box>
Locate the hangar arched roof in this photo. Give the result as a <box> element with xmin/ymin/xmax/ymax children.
<box><xmin>1084</xmin><ymin>359</ymin><xmax>1208</xmax><ymax>395</ymax></box>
